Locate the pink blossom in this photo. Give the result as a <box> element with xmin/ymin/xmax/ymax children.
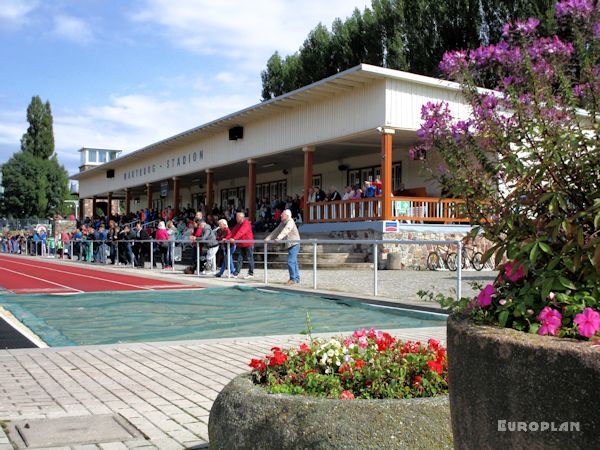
<box><xmin>352</xmin><ymin>328</ymin><xmax>367</xmax><ymax>338</ymax></box>
<box><xmin>499</xmin><ymin>299</ymin><xmax>507</xmax><ymax>305</ymax></box>
<box><xmin>477</xmin><ymin>284</ymin><xmax>495</xmax><ymax>308</ymax></box>
<box><xmin>504</xmin><ymin>261</ymin><xmax>525</xmax><ymax>282</ymax></box>
<box><xmin>574</xmin><ymin>308</ymin><xmax>600</xmax><ymax>338</ymax></box>
<box><xmin>537</xmin><ymin>307</ymin><xmax>562</xmax><ymax>336</ymax></box>
<box><xmin>358</xmin><ymin>336</ymin><xmax>369</xmax><ymax>349</ymax></box>
<box><xmin>555</xmin><ymin>0</ymin><xmax>593</xmax><ymax>19</ymax></box>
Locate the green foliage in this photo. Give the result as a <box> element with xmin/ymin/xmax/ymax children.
<box><xmin>1</xmin><ymin>96</ymin><xmax>68</xmax><ymax>218</ymax></box>
<box><xmin>415</xmin><ymin>3</ymin><xmax>600</xmax><ymax>339</ymax></box>
<box><xmin>260</xmin><ymin>0</ymin><xmax>556</xmax><ymax>99</ymax></box>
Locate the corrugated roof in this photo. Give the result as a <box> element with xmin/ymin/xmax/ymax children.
<box><xmin>71</xmin><ymin>64</ymin><xmax>460</xmax><ymax>180</ymax></box>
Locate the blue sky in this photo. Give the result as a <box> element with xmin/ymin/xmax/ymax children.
<box><xmin>0</xmin><ymin>0</ymin><xmax>371</xmax><ymax>174</ymax></box>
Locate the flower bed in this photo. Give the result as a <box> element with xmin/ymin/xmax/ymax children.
<box><xmin>249</xmin><ymin>328</ymin><xmax>448</xmax><ymax>400</ymax></box>
<box><xmin>208</xmin><ymin>328</ymin><xmax>451</xmax><ymax>449</ymax></box>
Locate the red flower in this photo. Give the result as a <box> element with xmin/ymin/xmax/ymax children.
<box><xmin>504</xmin><ymin>261</ymin><xmax>525</xmax><ymax>283</ymax></box>
<box><xmin>267</xmin><ymin>350</ymin><xmax>288</xmax><ymax>367</ymax></box>
<box><xmin>376</xmin><ymin>332</ymin><xmax>396</xmax><ymax>351</ymax></box>
<box><xmin>271</xmin><ymin>346</ymin><xmax>282</xmax><ymax>352</ymax></box>
<box><xmin>354</xmin><ymin>359</ymin><xmax>366</xmax><ymax>369</ymax></box>
<box><xmin>340</xmin><ymin>390</ymin><xmax>355</xmax><ymax>400</ymax></box>
<box><xmin>428</xmin><ymin>339</ymin><xmax>441</xmax><ymax>351</ymax></box>
<box><xmin>298</xmin><ymin>343</ymin><xmax>311</xmax><ymax>353</ymax></box>
<box><xmin>338</xmin><ymin>363</ymin><xmax>350</xmax><ymax>374</ymax></box>
<box><xmin>249</xmin><ymin>358</ymin><xmax>266</xmax><ymax>371</ymax></box>
<box><xmin>427</xmin><ymin>360</ymin><xmax>443</xmax><ymax>374</ymax></box>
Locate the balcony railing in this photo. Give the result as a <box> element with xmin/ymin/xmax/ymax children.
<box><xmin>306</xmin><ymin>196</ymin><xmax>470</xmax><ymax>224</ymax></box>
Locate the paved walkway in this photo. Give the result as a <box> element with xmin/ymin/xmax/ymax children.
<box><xmin>0</xmin><ymin>328</ymin><xmax>446</xmax><ymax>449</ymax></box>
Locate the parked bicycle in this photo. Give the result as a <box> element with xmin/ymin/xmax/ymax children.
<box><xmin>427</xmin><ymin>246</ymin><xmax>458</xmax><ymax>271</ymax></box>
<box><xmin>457</xmin><ymin>246</ymin><xmax>485</xmax><ymax>271</ymax></box>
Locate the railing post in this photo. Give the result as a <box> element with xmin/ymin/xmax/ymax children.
<box><xmin>263</xmin><ymin>241</ymin><xmax>268</xmax><ymax>285</ymax></box>
<box><xmin>373</xmin><ymin>242</ymin><xmax>378</xmax><ymax>296</ymax></box>
<box><xmin>456</xmin><ymin>240</ymin><xmax>462</xmax><ymax>301</ymax></box>
<box><xmin>312</xmin><ymin>241</ymin><xmax>317</xmax><ymax>290</ymax></box>
<box><xmin>115</xmin><ymin>243</ymin><xmax>119</xmax><ymax>265</ymax></box>
<box><xmin>150</xmin><ymin>241</ymin><xmax>154</xmax><ymax>270</ymax></box>
<box><xmin>172</xmin><ymin>242</ymin><xmax>176</xmax><ymax>271</ymax></box>
<box><xmin>227</xmin><ymin>240</ymin><xmax>231</xmax><ymax>279</ymax></box>
<box><xmin>196</xmin><ymin>244</ymin><xmax>200</xmax><ymax>276</ymax></box>
<box><xmin>70</xmin><ymin>241</ymin><xmax>74</xmax><ymax>260</ymax></box>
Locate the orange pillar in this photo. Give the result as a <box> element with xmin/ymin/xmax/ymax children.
<box><xmin>146</xmin><ymin>183</ymin><xmax>153</xmax><ymax>210</ymax></box>
<box><xmin>381</xmin><ymin>130</ymin><xmax>394</xmax><ymax>220</ymax></box>
<box><xmin>125</xmin><ymin>189</ymin><xmax>131</xmax><ymax>215</ymax></box>
<box><xmin>107</xmin><ymin>192</ymin><xmax>113</xmax><ymax>217</ymax></box>
<box><xmin>247</xmin><ymin>159</ymin><xmax>256</xmax><ymax>220</ymax></box>
<box><xmin>303</xmin><ymin>146</ymin><xmax>314</xmax><ymax>223</ymax></box>
<box><xmin>206</xmin><ymin>169</ymin><xmax>214</xmax><ymax>212</ymax></box>
<box><xmin>172</xmin><ymin>177</ymin><xmax>180</xmax><ymax>215</ymax></box>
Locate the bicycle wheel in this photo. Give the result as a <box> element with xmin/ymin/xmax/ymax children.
<box><xmin>446</xmin><ymin>252</ymin><xmax>458</xmax><ymax>271</ymax></box>
<box><xmin>472</xmin><ymin>252</ymin><xmax>484</xmax><ymax>271</ymax></box>
<box><xmin>427</xmin><ymin>252</ymin><xmax>441</xmax><ymax>271</ymax></box>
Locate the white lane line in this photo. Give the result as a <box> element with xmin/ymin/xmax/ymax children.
<box><xmin>0</xmin><ymin>266</ymin><xmax>83</xmax><ymax>293</ymax></box>
<box><xmin>0</xmin><ymin>256</ymin><xmax>155</xmax><ymax>291</ymax></box>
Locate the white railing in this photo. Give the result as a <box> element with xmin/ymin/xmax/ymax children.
<box><xmin>10</xmin><ymin>237</ymin><xmax>465</xmax><ymax>301</ymax></box>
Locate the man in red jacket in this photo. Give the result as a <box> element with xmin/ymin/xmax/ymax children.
<box><xmin>229</xmin><ymin>211</ymin><xmax>255</xmax><ymax>279</ymax></box>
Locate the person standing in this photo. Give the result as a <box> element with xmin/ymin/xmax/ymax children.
<box><xmin>215</xmin><ymin>219</ymin><xmax>235</xmax><ymax>277</ymax></box>
<box><xmin>193</xmin><ymin>219</ymin><xmax>219</xmax><ymax>274</ymax></box>
<box><xmin>264</xmin><ymin>209</ymin><xmax>300</xmax><ymax>285</ymax></box>
<box><xmin>229</xmin><ymin>211</ymin><xmax>254</xmax><ymax>279</ymax></box>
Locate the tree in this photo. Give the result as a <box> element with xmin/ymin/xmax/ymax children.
<box><xmin>1</xmin><ymin>96</ymin><xmax>68</xmax><ymax>218</ymax></box>
<box><xmin>20</xmin><ymin>95</ymin><xmax>55</xmax><ymax>159</ymax></box>
<box><xmin>260</xmin><ymin>0</ymin><xmax>558</xmax><ymax>99</ymax></box>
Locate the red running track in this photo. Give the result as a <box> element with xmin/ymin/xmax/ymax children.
<box><xmin>0</xmin><ymin>254</ymin><xmax>204</xmax><ymax>294</ymax></box>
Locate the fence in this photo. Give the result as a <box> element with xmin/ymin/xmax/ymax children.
<box><xmin>11</xmin><ymin>238</ymin><xmax>464</xmax><ymax>300</ymax></box>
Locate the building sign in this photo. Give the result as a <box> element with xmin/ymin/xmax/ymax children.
<box><xmin>384</xmin><ymin>221</ymin><xmax>399</xmax><ymax>232</ymax></box>
<box><xmin>160</xmin><ymin>180</ymin><xmax>168</xmax><ymax>197</ymax></box>
<box><xmin>122</xmin><ymin>149</ymin><xmax>204</xmax><ymax>181</ymax></box>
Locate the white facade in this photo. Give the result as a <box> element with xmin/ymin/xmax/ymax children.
<box><xmin>72</xmin><ymin>64</ymin><xmax>470</xmax><ymax>209</ymax></box>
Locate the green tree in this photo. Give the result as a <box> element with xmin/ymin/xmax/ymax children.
<box><xmin>1</xmin><ymin>96</ymin><xmax>68</xmax><ymax>218</ymax></box>
<box><xmin>20</xmin><ymin>95</ymin><xmax>55</xmax><ymax>159</ymax></box>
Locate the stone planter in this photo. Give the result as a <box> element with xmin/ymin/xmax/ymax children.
<box><xmin>448</xmin><ymin>316</ymin><xmax>600</xmax><ymax>450</ymax></box>
<box><xmin>208</xmin><ymin>374</ymin><xmax>451</xmax><ymax>449</ymax></box>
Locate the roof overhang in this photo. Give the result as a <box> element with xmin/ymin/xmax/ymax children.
<box><xmin>70</xmin><ymin>64</ymin><xmax>461</xmax><ymax>181</ymax></box>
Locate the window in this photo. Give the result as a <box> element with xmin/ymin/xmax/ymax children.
<box><xmin>99</xmin><ymin>151</ymin><xmax>108</xmax><ymax>163</ymax></box>
<box><xmin>392</xmin><ymin>162</ymin><xmax>403</xmax><ymax>192</ymax></box>
<box><xmin>312</xmin><ymin>174</ymin><xmax>322</xmax><ymax>189</ymax></box>
<box><xmin>109</xmin><ymin>152</ymin><xmax>117</xmax><ymax>161</ymax></box>
<box><xmin>256</xmin><ymin>179</ymin><xmax>288</xmax><ymax>201</ymax></box>
<box><xmin>88</xmin><ymin>150</ymin><xmax>97</xmax><ymax>163</ymax></box>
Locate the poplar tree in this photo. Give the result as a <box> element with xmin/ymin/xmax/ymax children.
<box><xmin>1</xmin><ymin>96</ymin><xmax>68</xmax><ymax>218</ymax></box>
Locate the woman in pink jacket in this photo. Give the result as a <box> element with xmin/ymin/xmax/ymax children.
<box><xmin>155</xmin><ymin>221</ymin><xmax>170</xmax><ymax>269</ymax></box>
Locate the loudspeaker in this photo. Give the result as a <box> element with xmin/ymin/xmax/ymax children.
<box><xmin>229</xmin><ymin>126</ymin><xmax>244</xmax><ymax>140</ymax></box>
<box><xmin>283</xmin><ymin>169</ymin><xmax>289</xmax><ymax>175</ymax></box>
<box><xmin>106</xmin><ymin>169</ymin><xmax>115</xmax><ymax>178</ymax></box>
<box><xmin>338</xmin><ymin>164</ymin><xmax>349</xmax><ymax>171</ymax></box>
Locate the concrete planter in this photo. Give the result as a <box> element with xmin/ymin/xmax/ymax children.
<box><xmin>208</xmin><ymin>374</ymin><xmax>451</xmax><ymax>450</ymax></box>
<box><xmin>448</xmin><ymin>316</ymin><xmax>600</xmax><ymax>449</ymax></box>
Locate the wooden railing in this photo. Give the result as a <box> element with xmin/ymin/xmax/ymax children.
<box><xmin>306</xmin><ymin>196</ymin><xmax>470</xmax><ymax>224</ymax></box>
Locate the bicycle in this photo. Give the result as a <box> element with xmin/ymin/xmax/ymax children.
<box><xmin>456</xmin><ymin>246</ymin><xmax>485</xmax><ymax>271</ymax></box>
<box><xmin>427</xmin><ymin>246</ymin><xmax>458</xmax><ymax>271</ymax></box>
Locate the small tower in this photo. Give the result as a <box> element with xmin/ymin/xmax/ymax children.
<box><xmin>79</xmin><ymin>148</ymin><xmax>122</xmax><ymax>172</ymax></box>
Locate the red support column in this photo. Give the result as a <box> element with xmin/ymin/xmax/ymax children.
<box><xmin>107</xmin><ymin>192</ymin><xmax>113</xmax><ymax>217</ymax></box>
<box><xmin>247</xmin><ymin>159</ymin><xmax>256</xmax><ymax>220</ymax></box>
<box><xmin>381</xmin><ymin>130</ymin><xmax>394</xmax><ymax>221</ymax></box>
<box><xmin>92</xmin><ymin>197</ymin><xmax>97</xmax><ymax>220</ymax></box>
<box><xmin>206</xmin><ymin>169</ymin><xmax>214</xmax><ymax>212</ymax></box>
<box><xmin>146</xmin><ymin>183</ymin><xmax>153</xmax><ymax>210</ymax></box>
<box><xmin>172</xmin><ymin>177</ymin><xmax>180</xmax><ymax>215</ymax></box>
<box><xmin>78</xmin><ymin>198</ymin><xmax>85</xmax><ymax>220</ymax></box>
<box><xmin>125</xmin><ymin>189</ymin><xmax>131</xmax><ymax>215</ymax></box>
<box><xmin>303</xmin><ymin>146</ymin><xmax>314</xmax><ymax>223</ymax></box>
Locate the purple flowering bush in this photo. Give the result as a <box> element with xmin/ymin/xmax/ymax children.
<box><xmin>414</xmin><ymin>1</ymin><xmax>600</xmax><ymax>340</ymax></box>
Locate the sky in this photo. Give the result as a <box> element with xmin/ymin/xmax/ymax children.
<box><xmin>0</xmin><ymin>0</ymin><xmax>371</xmax><ymax>174</ymax></box>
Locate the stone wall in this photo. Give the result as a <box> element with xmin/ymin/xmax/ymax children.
<box><xmin>325</xmin><ymin>228</ymin><xmax>493</xmax><ymax>270</ymax></box>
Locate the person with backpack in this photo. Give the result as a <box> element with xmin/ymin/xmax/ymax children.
<box><xmin>192</xmin><ymin>219</ymin><xmax>219</xmax><ymax>274</ymax></box>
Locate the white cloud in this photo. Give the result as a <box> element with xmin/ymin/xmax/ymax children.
<box><xmin>53</xmin><ymin>14</ymin><xmax>94</xmax><ymax>44</ymax></box>
<box><xmin>132</xmin><ymin>0</ymin><xmax>371</xmax><ymax>73</ymax></box>
<box><xmin>0</xmin><ymin>0</ymin><xmax>38</xmax><ymax>27</ymax></box>
<box><xmin>52</xmin><ymin>91</ymin><xmax>257</xmax><ymax>174</ymax></box>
